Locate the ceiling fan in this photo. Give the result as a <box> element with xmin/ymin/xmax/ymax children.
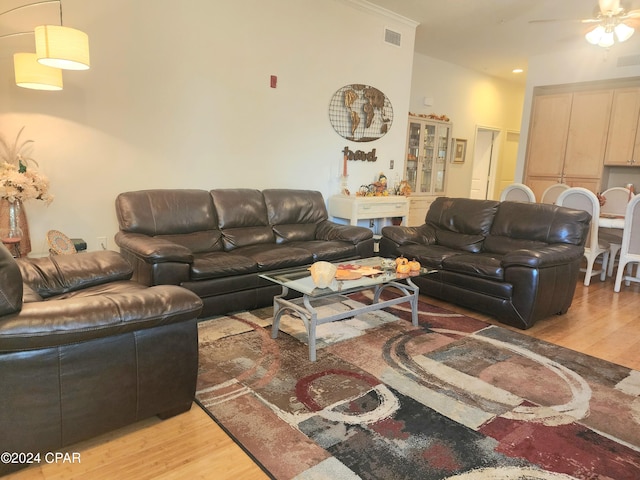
<box><xmin>531</xmin><ymin>0</ymin><xmax>640</xmax><ymax>48</ymax></box>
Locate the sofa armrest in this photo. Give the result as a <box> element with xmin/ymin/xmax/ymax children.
<box><xmin>115</xmin><ymin>231</ymin><xmax>193</xmax><ymax>263</ymax></box>
<box><xmin>502</xmin><ymin>244</ymin><xmax>585</xmax><ymax>269</ymax></box>
<box><xmin>17</xmin><ymin>251</ymin><xmax>133</xmax><ymax>299</ymax></box>
<box><xmin>0</xmin><ymin>284</ymin><xmax>203</xmax><ymax>352</ymax></box>
<box><xmin>315</xmin><ymin>220</ymin><xmax>373</xmax><ymax>244</ymax></box>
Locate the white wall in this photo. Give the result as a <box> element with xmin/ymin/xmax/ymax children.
<box><xmin>515</xmin><ymin>39</ymin><xmax>640</xmax><ymax>181</ymax></box>
<box><xmin>408</xmin><ymin>54</ymin><xmax>525</xmax><ymax>199</ymax></box>
<box><xmin>0</xmin><ymin>0</ymin><xmax>417</xmax><ymax>254</ymax></box>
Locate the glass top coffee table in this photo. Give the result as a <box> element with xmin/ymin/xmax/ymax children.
<box><xmin>260</xmin><ymin>257</ymin><xmax>434</xmax><ymax>361</ymax></box>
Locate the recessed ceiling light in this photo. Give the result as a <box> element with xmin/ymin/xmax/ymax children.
<box><xmin>512</xmin><ymin>68</ymin><xmax>524</xmax><ymax>74</ymax></box>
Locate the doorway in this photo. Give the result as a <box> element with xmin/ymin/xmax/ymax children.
<box><xmin>470</xmin><ymin>127</ymin><xmax>501</xmax><ymax>200</ymax></box>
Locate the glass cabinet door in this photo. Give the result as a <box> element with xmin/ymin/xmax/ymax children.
<box><xmin>434</xmin><ymin>124</ymin><xmax>450</xmax><ymax>193</ymax></box>
<box><xmin>404</xmin><ymin>116</ymin><xmax>452</xmax><ymax>195</ymax></box>
<box><xmin>406</xmin><ymin>122</ymin><xmax>421</xmax><ymax>193</ymax></box>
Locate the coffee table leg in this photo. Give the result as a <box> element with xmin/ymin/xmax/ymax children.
<box><xmin>406</xmin><ymin>277</ymin><xmax>419</xmax><ymax>326</ymax></box>
<box><xmin>271</xmin><ymin>286</ymin><xmax>288</xmax><ymax>339</ymax></box>
<box><xmin>302</xmin><ymin>294</ymin><xmax>319</xmax><ymax>362</ymax></box>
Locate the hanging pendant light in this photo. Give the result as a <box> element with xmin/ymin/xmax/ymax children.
<box><xmin>35</xmin><ymin>24</ymin><xmax>90</xmax><ymax>70</ymax></box>
<box><xmin>14</xmin><ymin>52</ymin><xmax>63</xmax><ymax>91</ymax></box>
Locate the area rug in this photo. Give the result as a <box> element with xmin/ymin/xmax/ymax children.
<box><xmin>195</xmin><ymin>290</ymin><xmax>640</xmax><ymax>480</ymax></box>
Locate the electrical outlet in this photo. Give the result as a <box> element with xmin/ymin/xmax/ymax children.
<box><xmin>97</xmin><ymin>236</ymin><xmax>107</xmax><ymax>250</ymax></box>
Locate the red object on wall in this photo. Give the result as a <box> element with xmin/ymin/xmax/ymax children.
<box><xmin>270</xmin><ymin>75</ymin><xmax>277</xmax><ymax>88</ymax></box>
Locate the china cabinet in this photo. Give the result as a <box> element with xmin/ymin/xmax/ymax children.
<box><xmin>405</xmin><ymin>116</ymin><xmax>452</xmax><ymax>195</ymax></box>
<box><xmin>404</xmin><ymin>115</ymin><xmax>451</xmax><ymax>225</ymax></box>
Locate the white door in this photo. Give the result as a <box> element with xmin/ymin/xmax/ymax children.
<box><xmin>470</xmin><ymin>128</ymin><xmax>501</xmax><ymax>200</ymax></box>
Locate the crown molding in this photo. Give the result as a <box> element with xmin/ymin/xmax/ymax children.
<box><xmin>339</xmin><ymin>0</ymin><xmax>419</xmax><ymax>29</ymax></box>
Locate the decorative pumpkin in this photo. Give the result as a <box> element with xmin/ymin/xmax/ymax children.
<box><xmin>409</xmin><ymin>259</ymin><xmax>421</xmax><ymax>271</ymax></box>
<box><xmin>395</xmin><ymin>256</ymin><xmax>408</xmax><ymax>267</ymax></box>
<box><xmin>396</xmin><ymin>262</ymin><xmax>411</xmax><ymax>274</ymax></box>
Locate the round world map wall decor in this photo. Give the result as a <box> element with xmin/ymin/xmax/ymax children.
<box><xmin>328</xmin><ymin>84</ymin><xmax>393</xmax><ymax>142</ymax></box>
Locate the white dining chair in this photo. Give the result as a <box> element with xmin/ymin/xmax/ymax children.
<box><xmin>556</xmin><ymin>187</ymin><xmax>609</xmax><ymax>286</ymax></box>
<box><xmin>614</xmin><ymin>194</ymin><xmax>640</xmax><ymax>292</ymax></box>
<box><xmin>540</xmin><ymin>183</ymin><xmax>570</xmax><ymax>204</ymax></box>
<box><xmin>600</xmin><ymin>187</ymin><xmax>632</xmax><ymax>277</ymax></box>
<box><xmin>499</xmin><ymin>183</ymin><xmax>536</xmax><ymax>203</ymax></box>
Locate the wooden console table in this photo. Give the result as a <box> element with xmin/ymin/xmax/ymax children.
<box><xmin>328</xmin><ymin>194</ymin><xmax>410</xmax><ymax>226</ymax></box>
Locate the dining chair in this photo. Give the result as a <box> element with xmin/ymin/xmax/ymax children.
<box><xmin>499</xmin><ymin>183</ymin><xmax>536</xmax><ymax>202</ymax></box>
<box><xmin>600</xmin><ymin>187</ymin><xmax>632</xmax><ymax>277</ymax></box>
<box><xmin>614</xmin><ymin>194</ymin><xmax>640</xmax><ymax>292</ymax></box>
<box><xmin>556</xmin><ymin>187</ymin><xmax>609</xmax><ymax>286</ymax></box>
<box><xmin>540</xmin><ymin>183</ymin><xmax>570</xmax><ymax>204</ymax></box>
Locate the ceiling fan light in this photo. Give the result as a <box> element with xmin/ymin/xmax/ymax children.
<box><xmin>35</xmin><ymin>25</ymin><xmax>90</xmax><ymax>71</ymax></box>
<box><xmin>14</xmin><ymin>53</ymin><xmax>63</xmax><ymax>91</ymax></box>
<box><xmin>585</xmin><ymin>25</ymin><xmax>605</xmax><ymax>44</ymax></box>
<box><xmin>614</xmin><ymin>22</ymin><xmax>634</xmax><ymax>42</ymax></box>
<box><xmin>598</xmin><ymin>30</ymin><xmax>615</xmax><ymax>47</ymax></box>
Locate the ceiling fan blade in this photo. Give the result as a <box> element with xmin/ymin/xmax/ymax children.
<box><xmin>622</xmin><ymin>9</ymin><xmax>640</xmax><ymax>18</ymax></box>
<box><xmin>528</xmin><ymin>18</ymin><xmax>587</xmax><ymax>24</ymax></box>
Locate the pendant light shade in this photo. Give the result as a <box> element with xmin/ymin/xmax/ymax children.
<box><xmin>14</xmin><ymin>53</ymin><xmax>63</xmax><ymax>91</ymax></box>
<box><xmin>35</xmin><ymin>25</ymin><xmax>90</xmax><ymax>70</ymax></box>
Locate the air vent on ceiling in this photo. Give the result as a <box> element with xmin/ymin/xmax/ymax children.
<box><xmin>384</xmin><ymin>28</ymin><xmax>401</xmax><ymax>47</ymax></box>
<box><xmin>617</xmin><ymin>54</ymin><xmax>640</xmax><ymax>67</ymax></box>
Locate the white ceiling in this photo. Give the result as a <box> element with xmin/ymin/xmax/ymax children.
<box><xmin>367</xmin><ymin>0</ymin><xmax>640</xmax><ymax>85</ymax></box>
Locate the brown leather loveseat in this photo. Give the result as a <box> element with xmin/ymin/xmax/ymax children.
<box><xmin>115</xmin><ymin>188</ymin><xmax>374</xmax><ymax>317</ymax></box>
<box><xmin>379</xmin><ymin>197</ymin><xmax>591</xmax><ymax>329</ymax></box>
<box><xmin>0</xmin><ymin>245</ymin><xmax>203</xmax><ymax>476</ymax></box>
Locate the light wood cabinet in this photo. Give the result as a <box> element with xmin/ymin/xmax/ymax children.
<box><xmin>604</xmin><ymin>87</ymin><xmax>640</xmax><ymax>166</ymax></box>
<box><xmin>525</xmin><ymin>93</ymin><xmax>572</xmax><ymax>179</ymax></box>
<box><xmin>564</xmin><ymin>89</ymin><xmax>613</xmax><ymax>177</ymax></box>
<box><xmin>407</xmin><ymin>196</ymin><xmax>435</xmax><ymax>226</ymax></box>
<box><xmin>524</xmin><ymin>89</ymin><xmax>613</xmax><ymax>199</ymax></box>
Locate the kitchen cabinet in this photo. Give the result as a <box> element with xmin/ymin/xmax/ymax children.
<box><xmin>604</xmin><ymin>87</ymin><xmax>640</xmax><ymax>166</ymax></box>
<box><xmin>524</xmin><ymin>89</ymin><xmax>613</xmax><ymax>199</ymax></box>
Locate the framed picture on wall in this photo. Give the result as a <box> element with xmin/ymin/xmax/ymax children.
<box><xmin>452</xmin><ymin>138</ymin><xmax>467</xmax><ymax>164</ymax></box>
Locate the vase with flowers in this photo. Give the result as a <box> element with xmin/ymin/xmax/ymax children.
<box><xmin>0</xmin><ymin>127</ymin><xmax>53</xmax><ymax>256</ymax></box>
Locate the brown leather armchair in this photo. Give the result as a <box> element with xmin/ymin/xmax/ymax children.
<box><xmin>0</xmin><ymin>244</ymin><xmax>203</xmax><ymax>475</ymax></box>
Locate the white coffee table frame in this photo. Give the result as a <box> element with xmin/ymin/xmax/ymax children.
<box><xmin>261</xmin><ymin>258</ymin><xmax>430</xmax><ymax>361</ymax></box>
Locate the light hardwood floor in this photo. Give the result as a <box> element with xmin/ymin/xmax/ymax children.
<box><xmin>6</xmin><ymin>274</ymin><xmax>640</xmax><ymax>480</ymax></box>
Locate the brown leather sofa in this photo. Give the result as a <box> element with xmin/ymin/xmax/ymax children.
<box><xmin>0</xmin><ymin>245</ymin><xmax>203</xmax><ymax>476</ymax></box>
<box><xmin>115</xmin><ymin>188</ymin><xmax>374</xmax><ymax>317</ymax></box>
<box><xmin>379</xmin><ymin>197</ymin><xmax>591</xmax><ymax>329</ymax></box>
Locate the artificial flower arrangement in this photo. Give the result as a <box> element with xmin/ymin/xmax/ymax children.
<box><xmin>0</xmin><ymin>127</ymin><xmax>53</xmax><ymax>204</ymax></box>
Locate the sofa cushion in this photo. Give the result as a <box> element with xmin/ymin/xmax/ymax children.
<box><xmin>116</xmin><ymin>189</ymin><xmax>217</xmax><ymax>235</ymax></box>
<box><xmin>190</xmin><ymin>252</ymin><xmax>258</xmax><ymax>280</ymax></box>
<box><xmin>426</xmin><ymin>197</ymin><xmax>499</xmax><ymax>236</ymax></box>
<box><xmin>396</xmin><ymin>244</ymin><xmax>464</xmax><ymax>269</ymax></box>
<box><xmin>483</xmin><ymin>236</ymin><xmax>548</xmax><ymax>255</ymax></box>
<box><xmin>211</xmin><ymin>189</ymin><xmax>274</xmax><ymax>250</ymax></box>
<box><xmin>264</xmin><ymin>189</ymin><xmax>328</xmax><ymax>243</ymax></box>
<box><xmin>442</xmin><ymin>253</ymin><xmax>504</xmax><ymax>281</ymax></box>
<box><xmin>491</xmin><ymin>201</ymin><xmax>591</xmax><ymax>246</ymax></box>
<box><xmin>288</xmin><ymin>240</ymin><xmax>358</xmax><ymax>262</ymax></box>
<box><xmin>232</xmin><ymin>244</ymin><xmax>313</xmax><ymax>270</ymax></box>
<box><xmin>18</xmin><ymin>251</ymin><xmax>134</xmax><ymax>299</ymax></box>
<box><xmin>435</xmin><ymin>230</ymin><xmax>485</xmax><ymax>253</ymax></box>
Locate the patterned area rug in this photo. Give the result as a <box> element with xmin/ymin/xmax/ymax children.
<box><xmin>196</xmin><ymin>291</ymin><xmax>640</xmax><ymax>480</ymax></box>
